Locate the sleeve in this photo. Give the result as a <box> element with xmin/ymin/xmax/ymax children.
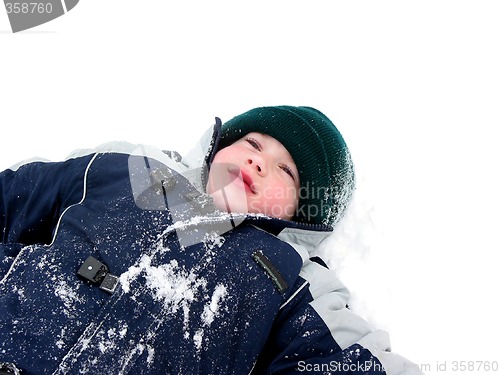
<box><xmin>0</xmin><ymin>155</ymin><xmax>94</xmax><ymax>274</ymax></box>
<box><xmin>251</xmin><ymin>259</ymin><xmax>425</xmax><ymax>375</ymax></box>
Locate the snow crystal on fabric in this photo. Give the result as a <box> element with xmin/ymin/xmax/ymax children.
<box><xmin>119</xmin><ymin>249</ymin><xmax>230</xmax><ymax>353</ymax></box>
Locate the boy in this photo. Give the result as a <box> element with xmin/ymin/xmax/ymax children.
<box><xmin>0</xmin><ymin>106</ymin><xmax>423</xmax><ymax>374</ymax></box>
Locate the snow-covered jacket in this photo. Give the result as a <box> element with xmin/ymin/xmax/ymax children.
<box><xmin>0</xmin><ymin>121</ymin><xmax>423</xmax><ymax>375</ymax></box>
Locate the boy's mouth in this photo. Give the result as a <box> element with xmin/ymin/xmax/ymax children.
<box><xmin>227</xmin><ymin>166</ymin><xmax>255</xmax><ymax>194</ymax></box>
<box><xmin>239</xmin><ymin>170</ymin><xmax>256</xmax><ymax>194</ymax></box>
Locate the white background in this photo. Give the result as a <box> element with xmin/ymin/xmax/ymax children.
<box><xmin>1</xmin><ymin>2</ymin><xmax>500</xmax><ymax>374</ymax></box>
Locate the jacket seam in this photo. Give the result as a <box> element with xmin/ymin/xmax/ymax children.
<box><xmin>279</xmin><ymin>280</ymin><xmax>309</xmax><ymax>310</ymax></box>
<box><xmin>0</xmin><ymin>245</ymin><xmax>31</xmax><ymax>285</ymax></box>
<box><xmin>48</xmin><ymin>153</ymin><xmax>99</xmax><ymax>247</ymax></box>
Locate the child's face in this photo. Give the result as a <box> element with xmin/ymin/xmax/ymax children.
<box><xmin>206</xmin><ymin>132</ymin><xmax>300</xmax><ymax>220</ymax></box>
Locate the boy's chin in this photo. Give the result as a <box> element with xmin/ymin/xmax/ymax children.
<box><xmin>208</xmin><ymin>189</ymin><xmax>249</xmax><ymax>215</ymax></box>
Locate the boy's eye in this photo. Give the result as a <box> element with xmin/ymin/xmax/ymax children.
<box><xmin>280</xmin><ymin>164</ymin><xmax>296</xmax><ymax>182</ymax></box>
<box><xmin>246</xmin><ymin>137</ymin><xmax>262</xmax><ymax>151</ymax></box>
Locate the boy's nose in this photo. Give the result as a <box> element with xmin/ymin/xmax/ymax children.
<box><xmin>246</xmin><ymin>157</ymin><xmax>266</xmax><ymax>175</ymax></box>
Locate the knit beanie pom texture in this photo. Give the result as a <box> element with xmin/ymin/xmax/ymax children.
<box><xmin>219</xmin><ymin>106</ymin><xmax>355</xmax><ymax>227</ymax></box>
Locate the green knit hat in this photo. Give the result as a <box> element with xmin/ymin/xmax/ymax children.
<box><xmin>218</xmin><ymin>106</ymin><xmax>355</xmax><ymax>227</ymax></box>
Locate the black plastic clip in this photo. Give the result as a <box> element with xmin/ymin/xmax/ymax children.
<box><xmin>77</xmin><ymin>256</ymin><xmax>119</xmax><ymax>294</ymax></box>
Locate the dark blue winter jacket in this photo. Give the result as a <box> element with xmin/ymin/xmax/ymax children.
<box><xmin>0</xmin><ymin>123</ymin><xmax>423</xmax><ymax>374</ymax></box>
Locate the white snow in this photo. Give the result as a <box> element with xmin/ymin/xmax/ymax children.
<box><xmin>2</xmin><ymin>2</ymin><xmax>500</xmax><ymax>373</ymax></box>
<box><xmin>119</xmin><ymin>252</ymin><xmax>228</xmax><ymax>350</ymax></box>
<box><xmin>120</xmin><ymin>255</ymin><xmax>206</xmax><ymax>311</ymax></box>
<box><xmin>118</xmin><ymin>325</ymin><xmax>128</xmax><ymax>339</ymax></box>
<box><xmin>193</xmin><ymin>329</ymin><xmax>204</xmax><ymax>351</ymax></box>
<box><xmin>201</xmin><ymin>284</ymin><xmax>228</xmax><ymax>326</ymax></box>
<box><xmin>54</xmin><ymin>279</ymin><xmax>83</xmax><ymax>318</ymax></box>
<box><xmin>146</xmin><ymin>345</ymin><xmax>155</xmax><ymax>366</ymax></box>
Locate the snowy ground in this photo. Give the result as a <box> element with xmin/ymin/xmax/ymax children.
<box><xmin>2</xmin><ymin>2</ymin><xmax>500</xmax><ymax>374</ymax></box>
